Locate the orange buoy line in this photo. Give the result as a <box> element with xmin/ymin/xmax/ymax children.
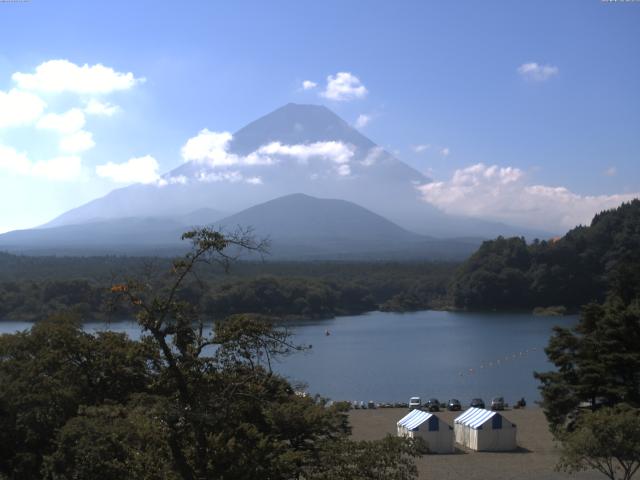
<box><xmin>455</xmin><ymin>346</ymin><xmax>543</xmax><ymax>378</ymax></box>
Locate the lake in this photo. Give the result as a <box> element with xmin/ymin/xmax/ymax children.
<box><xmin>0</xmin><ymin>310</ymin><xmax>575</xmax><ymax>406</ymax></box>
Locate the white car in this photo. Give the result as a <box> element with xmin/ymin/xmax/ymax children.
<box><xmin>409</xmin><ymin>396</ymin><xmax>421</xmax><ymax>410</ymax></box>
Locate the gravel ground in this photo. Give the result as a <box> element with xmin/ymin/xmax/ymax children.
<box><xmin>349</xmin><ymin>407</ymin><xmax>611</xmax><ymax>480</ymax></box>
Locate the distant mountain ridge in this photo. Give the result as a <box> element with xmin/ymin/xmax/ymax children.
<box><xmin>0</xmin><ymin>194</ymin><xmax>481</xmax><ymax>259</ymax></box>
<box><xmin>40</xmin><ymin>103</ymin><xmax>551</xmax><ymax>239</ymax></box>
<box><xmin>217</xmin><ymin>193</ymin><xmax>421</xmax><ymax>242</ymax></box>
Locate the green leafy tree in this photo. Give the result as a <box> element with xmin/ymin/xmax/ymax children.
<box><xmin>535</xmin><ymin>297</ymin><xmax>640</xmax><ymax>433</ymax></box>
<box><xmin>43</xmin><ymin>400</ymin><xmax>178</xmax><ymax>480</ymax></box>
<box><xmin>557</xmin><ymin>405</ymin><xmax>640</xmax><ymax>480</ymax></box>
<box><xmin>451</xmin><ymin>199</ymin><xmax>640</xmax><ymax>310</ymax></box>
<box><xmin>0</xmin><ymin>315</ymin><xmax>154</xmax><ymax>479</ymax></box>
<box><xmin>108</xmin><ymin>227</ymin><xmax>422</xmax><ymax>480</ymax></box>
<box><xmin>307</xmin><ymin>436</ymin><xmax>427</xmax><ymax>480</ymax></box>
<box><xmin>1</xmin><ymin>227</ymin><xmax>424</xmax><ymax>480</ymax></box>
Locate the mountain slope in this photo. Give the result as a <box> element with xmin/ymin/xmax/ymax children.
<box><xmin>39</xmin><ymin>103</ymin><xmax>546</xmax><ymax>239</ymax></box>
<box><xmin>213</xmin><ymin>193</ymin><xmax>480</xmax><ymax>260</ymax></box>
<box><xmin>216</xmin><ymin>193</ymin><xmax>421</xmax><ymax>243</ymax></box>
<box><xmin>0</xmin><ymin>194</ymin><xmax>480</xmax><ymax>259</ymax></box>
<box><xmin>0</xmin><ymin>209</ymin><xmax>223</xmax><ymax>256</ymax></box>
<box><xmin>45</xmin><ymin>103</ymin><xmax>429</xmax><ymax>230</ymax></box>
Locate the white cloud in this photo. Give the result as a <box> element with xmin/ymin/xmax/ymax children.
<box><xmin>155</xmin><ymin>175</ymin><xmax>189</xmax><ymax>187</ymax></box>
<box><xmin>37</xmin><ymin>110</ymin><xmax>95</xmax><ymax>153</ymax></box>
<box><xmin>336</xmin><ymin>164</ymin><xmax>351</xmax><ymax>176</ymax></box>
<box><xmin>96</xmin><ymin>155</ymin><xmax>161</xmax><ymax>184</ymax></box>
<box><xmin>440</xmin><ymin>147</ymin><xmax>450</xmax><ymax>157</ymax></box>
<box><xmin>12</xmin><ymin>59</ymin><xmax>143</xmax><ymax>94</ymax></box>
<box><xmin>31</xmin><ymin>156</ymin><xmax>82</xmax><ymax>181</ymax></box>
<box><xmin>59</xmin><ymin>130</ymin><xmax>95</xmax><ymax>153</ymax></box>
<box><xmin>181</xmin><ymin>130</ymin><xmax>277</xmax><ymax>170</ymax></box>
<box><xmin>0</xmin><ymin>89</ymin><xmax>46</xmax><ymax>128</ymax></box>
<box><xmin>517</xmin><ymin>62</ymin><xmax>559</xmax><ymax>82</ymax></box>
<box><xmin>0</xmin><ymin>144</ymin><xmax>31</xmax><ymax>175</ymax></box>
<box><xmin>245</xmin><ymin>176</ymin><xmax>263</xmax><ymax>185</ymax></box>
<box><xmin>604</xmin><ymin>166</ymin><xmax>617</xmax><ymax>177</ymax></box>
<box><xmin>355</xmin><ymin>114</ymin><xmax>371</xmax><ymax>128</ymax></box>
<box><xmin>412</xmin><ymin>144</ymin><xmax>430</xmax><ymax>153</ymax></box>
<box><xmin>257</xmin><ymin>141</ymin><xmax>355</xmax><ymax>177</ymax></box>
<box><xmin>196</xmin><ymin>170</ymin><xmax>261</xmax><ymax>185</ymax></box>
<box><xmin>302</xmin><ymin>80</ymin><xmax>317</xmax><ymax>90</ymax></box>
<box><xmin>361</xmin><ymin>146</ymin><xmax>384</xmax><ymax>166</ymax></box>
<box><xmin>181</xmin><ymin>129</ymin><xmax>356</xmax><ymax>181</ymax></box>
<box><xmin>418</xmin><ymin>163</ymin><xmax>639</xmax><ymax>232</ymax></box>
<box><xmin>37</xmin><ymin>108</ymin><xmax>85</xmax><ymax>134</ymax></box>
<box><xmin>257</xmin><ymin>140</ymin><xmax>354</xmax><ymax>165</ymax></box>
<box><xmin>181</xmin><ymin>129</ymin><xmax>239</xmax><ymax>167</ymax></box>
<box><xmin>84</xmin><ymin>99</ymin><xmax>120</xmax><ymax>116</ymax></box>
<box><xmin>321</xmin><ymin>72</ymin><xmax>368</xmax><ymax>101</ymax></box>
<box><xmin>0</xmin><ymin>144</ymin><xmax>82</xmax><ymax>180</ymax></box>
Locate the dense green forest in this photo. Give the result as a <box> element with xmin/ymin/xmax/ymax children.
<box><xmin>0</xmin><ymin>255</ymin><xmax>455</xmax><ymax>321</ymax></box>
<box><xmin>450</xmin><ymin>200</ymin><xmax>640</xmax><ymax>311</ymax></box>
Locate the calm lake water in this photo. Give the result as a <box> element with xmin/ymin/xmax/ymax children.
<box><xmin>0</xmin><ymin>310</ymin><xmax>576</xmax><ymax>406</ymax></box>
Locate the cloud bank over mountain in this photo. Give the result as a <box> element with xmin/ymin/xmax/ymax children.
<box><xmin>418</xmin><ymin>163</ymin><xmax>639</xmax><ymax>231</ymax></box>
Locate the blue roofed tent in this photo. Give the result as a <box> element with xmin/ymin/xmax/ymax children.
<box><xmin>453</xmin><ymin>407</ymin><xmax>517</xmax><ymax>451</ymax></box>
<box><xmin>396</xmin><ymin>409</ymin><xmax>454</xmax><ymax>453</ymax></box>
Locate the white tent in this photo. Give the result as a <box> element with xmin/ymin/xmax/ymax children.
<box><xmin>454</xmin><ymin>407</ymin><xmax>517</xmax><ymax>451</ymax></box>
<box><xmin>396</xmin><ymin>409</ymin><xmax>454</xmax><ymax>454</ymax></box>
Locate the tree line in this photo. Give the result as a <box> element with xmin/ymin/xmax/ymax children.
<box><xmin>0</xmin><ymin>261</ymin><xmax>454</xmax><ymax>322</ymax></box>
<box><xmin>450</xmin><ymin>199</ymin><xmax>640</xmax><ymax>311</ymax></box>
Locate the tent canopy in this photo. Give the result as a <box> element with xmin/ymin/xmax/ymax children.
<box><xmin>397</xmin><ymin>409</ymin><xmax>436</xmax><ymax>431</ymax></box>
<box><xmin>454</xmin><ymin>407</ymin><xmax>501</xmax><ymax>430</ymax></box>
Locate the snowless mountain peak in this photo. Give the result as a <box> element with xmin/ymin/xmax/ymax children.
<box><xmin>38</xmin><ymin>103</ymin><xmax>544</xmax><ymax>239</ymax></box>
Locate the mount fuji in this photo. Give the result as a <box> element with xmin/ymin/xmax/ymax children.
<box><xmin>0</xmin><ymin>103</ymin><xmax>550</xmax><ymax>257</ymax></box>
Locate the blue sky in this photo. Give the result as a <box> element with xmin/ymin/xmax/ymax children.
<box><xmin>0</xmin><ymin>0</ymin><xmax>639</xmax><ymax>233</ymax></box>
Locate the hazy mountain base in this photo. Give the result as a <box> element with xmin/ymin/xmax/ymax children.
<box><xmin>0</xmin><ymin>194</ymin><xmax>482</xmax><ymax>260</ymax></box>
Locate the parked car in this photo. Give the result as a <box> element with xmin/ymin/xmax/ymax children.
<box><xmin>491</xmin><ymin>396</ymin><xmax>505</xmax><ymax>411</ymax></box>
<box><xmin>425</xmin><ymin>398</ymin><xmax>440</xmax><ymax>412</ymax></box>
<box><xmin>470</xmin><ymin>398</ymin><xmax>485</xmax><ymax>409</ymax></box>
<box><xmin>409</xmin><ymin>397</ymin><xmax>421</xmax><ymax>410</ymax></box>
<box><xmin>447</xmin><ymin>399</ymin><xmax>462</xmax><ymax>411</ymax></box>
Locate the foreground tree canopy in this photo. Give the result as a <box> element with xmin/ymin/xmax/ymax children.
<box><xmin>557</xmin><ymin>405</ymin><xmax>640</xmax><ymax>480</ymax></box>
<box><xmin>0</xmin><ymin>228</ymin><xmax>423</xmax><ymax>480</ymax></box>
<box><xmin>537</xmin><ymin>265</ymin><xmax>640</xmax><ymax>480</ymax></box>
<box><xmin>535</xmin><ymin>295</ymin><xmax>640</xmax><ymax>432</ymax></box>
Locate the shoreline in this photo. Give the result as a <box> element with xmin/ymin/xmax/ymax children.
<box><xmin>349</xmin><ymin>407</ymin><xmax>605</xmax><ymax>480</ymax></box>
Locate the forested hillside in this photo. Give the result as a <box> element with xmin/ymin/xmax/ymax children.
<box><xmin>450</xmin><ymin>199</ymin><xmax>640</xmax><ymax>310</ymax></box>
<box><xmin>0</xmin><ymin>256</ymin><xmax>455</xmax><ymax>321</ymax></box>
